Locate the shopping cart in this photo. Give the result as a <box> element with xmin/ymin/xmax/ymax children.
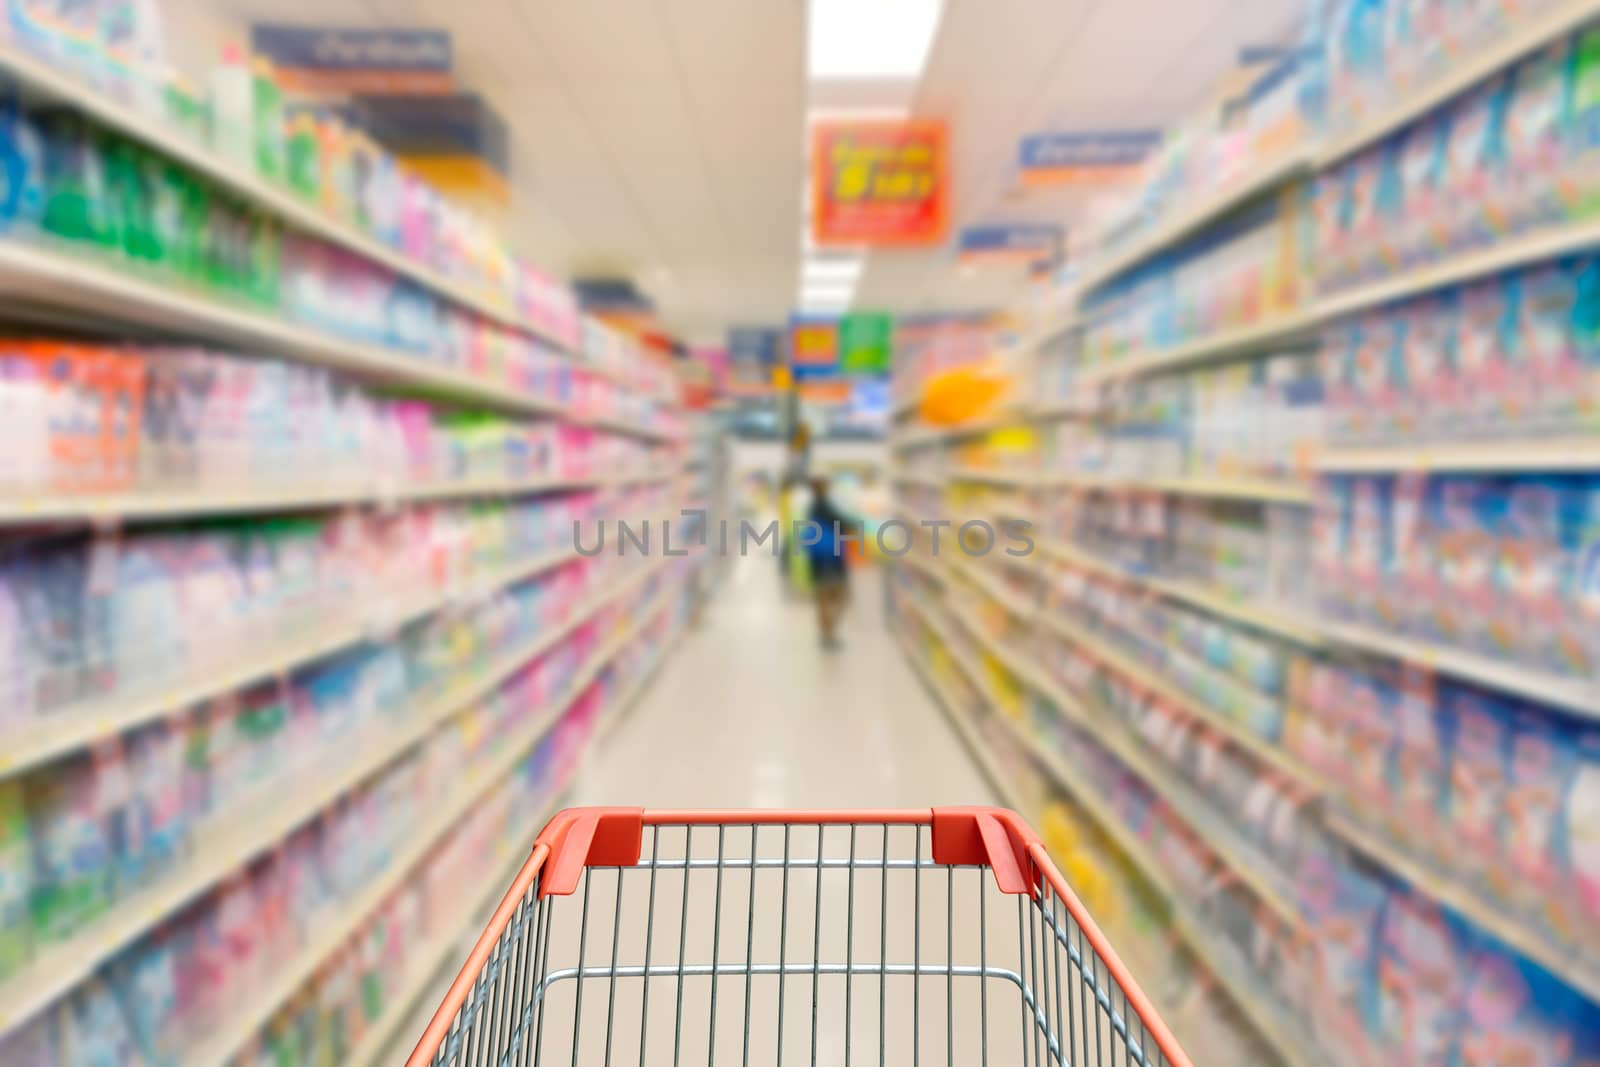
<box><xmin>409</xmin><ymin>807</ymin><xmax>1192</xmax><ymax>1067</ymax></box>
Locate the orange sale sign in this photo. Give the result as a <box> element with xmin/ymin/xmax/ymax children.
<box><xmin>811</xmin><ymin>120</ymin><xmax>948</xmax><ymax>246</ymax></box>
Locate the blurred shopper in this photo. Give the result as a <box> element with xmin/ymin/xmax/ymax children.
<box><xmin>806</xmin><ymin>476</ymin><xmax>855</xmax><ymax>648</ymax></box>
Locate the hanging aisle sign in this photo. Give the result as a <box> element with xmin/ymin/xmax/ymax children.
<box><xmin>957</xmin><ymin>223</ymin><xmax>1064</xmax><ymax>265</ymax></box>
<box><xmin>789</xmin><ymin>317</ymin><xmax>840</xmax><ymax>379</ymax></box>
<box><xmin>251</xmin><ymin>25</ymin><xmax>454</xmax><ymax>94</ymax></box>
<box><xmin>811</xmin><ymin>120</ymin><xmax>948</xmax><ymax>246</ymax></box>
<box><xmin>1017</xmin><ymin>130</ymin><xmax>1161</xmax><ymax>186</ymax></box>
<box><xmin>838</xmin><ymin>312</ymin><xmax>893</xmax><ymax>375</ymax></box>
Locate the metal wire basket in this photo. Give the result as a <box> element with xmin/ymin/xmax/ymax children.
<box><xmin>409</xmin><ymin>807</ymin><xmax>1192</xmax><ymax>1067</ymax></box>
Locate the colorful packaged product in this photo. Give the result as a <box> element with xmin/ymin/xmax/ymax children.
<box><xmin>1444</xmin><ymin>685</ymin><xmax>1512</xmax><ymax>887</ymax></box>
<box><xmin>1440</xmin><ymin>79</ymin><xmax>1509</xmax><ymax>253</ymax></box>
<box><xmin>1497</xmin><ymin>711</ymin><xmax>1580</xmax><ymax>926</ymax></box>
<box><xmin>0</xmin><ymin>779</ymin><xmax>32</xmax><ymax>981</ymax></box>
<box><xmin>1499</xmin><ymin>40</ymin><xmax>1570</xmax><ymax>234</ymax></box>
<box><xmin>1372</xmin><ymin>891</ymin><xmax>1472</xmax><ymax>1066</ymax></box>
<box><xmin>1452</xmin><ymin>946</ymin><xmax>1586</xmax><ymax>1066</ymax></box>
<box><xmin>1558</xmin><ymin>731</ymin><xmax>1600</xmax><ymax>954</ymax></box>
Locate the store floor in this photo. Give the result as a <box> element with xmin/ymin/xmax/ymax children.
<box><xmin>549</xmin><ymin>558</ymin><xmax>1093</xmax><ymax>1065</ymax></box>
<box><xmin>556</xmin><ymin>556</ymin><xmax>1255</xmax><ymax>1067</ymax></box>
<box><xmin>577</xmin><ymin>555</ymin><xmax>994</xmax><ymax>810</ymax></box>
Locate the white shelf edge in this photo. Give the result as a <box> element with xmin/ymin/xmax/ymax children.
<box><xmin>1076</xmin><ymin>147</ymin><xmax>1315</xmax><ymax>296</ymax></box>
<box><xmin>190</xmin><ymin>585</ymin><xmax>682</xmax><ymax>1067</ymax></box>
<box><xmin>0</xmin><ymin>547</ymin><xmax>585</xmax><ymax>781</ymax></box>
<box><xmin>1325</xmin><ymin>811</ymin><xmax>1600</xmax><ymax>1003</ymax></box>
<box><xmin>0</xmin><ymin>241</ymin><xmax>565</xmax><ymax>415</ymax></box>
<box><xmin>0</xmin><ymin>241</ymin><xmax>676</xmax><ymax>430</ymax></box>
<box><xmin>1317</xmin><ymin>618</ymin><xmax>1600</xmax><ymax>720</ymax></box>
<box><xmin>1315</xmin><ymin>438</ymin><xmax>1600</xmax><ymax>474</ymax></box>
<box><xmin>0</xmin><ymin>558</ymin><xmax>672</xmax><ymax>1040</ymax></box>
<box><xmin>0</xmin><ymin>42</ymin><xmax>592</xmax><ymax>359</ymax></box>
<box><xmin>1032</xmin><ymin>607</ymin><xmax>1316</xmax><ymax>784</ymax></box>
<box><xmin>1039</xmin><ymin>470</ymin><xmax>1312</xmax><ymax>505</ymax></box>
<box><xmin>0</xmin><ymin>472</ymin><xmax>650</xmax><ymax>526</ymax></box>
<box><xmin>1037</xmin><ymin>540</ymin><xmax>1322</xmax><ymax>646</ymax></box>
<box><xmin>1317</xmin><ymin>217</ymin><xmax>1600</xmax><ymax>319</ymax></box>
<box><xmin>946</xmin><ymin>465</ymin><xmax>1037</xmax><ymax>488</ymax></box>
<box><xmin>1077</xmin><ymin>311</ymin><xmax>1320</xmax><ymax>386</ymax></box>
<box><xmin>1317</xmin><ymin>0</ymin><xmax>1600</xmax><ymax>165</ymax></box>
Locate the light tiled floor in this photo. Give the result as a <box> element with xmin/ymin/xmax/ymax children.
<box><xmin>415</xmin><ymin>560</ymin><xmax>1258</xmax><ymax>1066</ymax></box>
<box><xmin>577</xmin><ymin>556</ymin><xmax>995</xmax><ymax>811</ymax></box>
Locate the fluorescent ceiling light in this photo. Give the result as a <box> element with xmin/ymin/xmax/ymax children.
<box><xmin>807</xmin><ymin>0</ymin><xmax>944</xmax><ymax>81</ymax></box>
<box><xmin>800</xmin><ymin>295</ymin><xmax>853</xmax><ymax>313</ymax></box>
<box><xmin>806</xmin><ymin>107</ymin><xmax>912</xmax><ymax>122</ymax></box>
<box><xmin>802</xmin><ymin>258</ymin><xmax>864</xmax><ymax>283</ymax></box>
<box><xmin>800</xmin><ymin>287</ymin><xmax>856</xmax><ymax>304</ymax></box>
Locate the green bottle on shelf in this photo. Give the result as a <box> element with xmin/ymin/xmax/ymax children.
<box><xmin>252</xmin><ymin>55</ymin><xmax>287</xmax><ymax>183</ymax></box>
<box><xmin>39</xmin><ymin>112</ymin><xmax>113</xmax><ymax>249</ymax></box>
<box><xmin>285</xmin><ymin>107</ymin><xmax>322</xmax><ymax>203</ymax></box>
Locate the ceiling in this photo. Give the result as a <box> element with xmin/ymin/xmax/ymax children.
<box><xmin>178</xmin><ymin>0</ymin><xmax>1302</xmax><ymax>341</ymax></box>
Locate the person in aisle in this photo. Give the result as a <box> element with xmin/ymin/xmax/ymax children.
<box><xmin>805</xmin><ymin>475</ymin><xmax>856</xmax><ymax>649</ymax></box>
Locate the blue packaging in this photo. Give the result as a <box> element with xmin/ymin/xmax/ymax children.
<box><xmin>1452</xmin><ymin>943</ymin><xmax>1587</xmax><ymax>1066</ymax></box>
<box><xmin>1316</xmin><ymin>475</ymin><xmax>1357</xmax><ymax>618</ymax></box>
<box><xmin>0</xmin><ymin>103</ymin><xmax>44</xmax><ymax>230</ymax></box>
<box><xmin>1498</xmin><ymin>709</ymin><xmax>1580</xmax><ymax>924</ymax></box>
<box><xmin>1297</xmin><ymin>849</ymin><xmax>1390</xmax><ymax>1054</ymax></box>
<box><xmin>1398</xmin><ymin>114</ymin><xmax>1452</xmax><ymax>267</ymax></box>
<box><xmin>1432</xmin><ymin>476</ymin><xmax>1502</xmax><ymax>648</ymax></box>
<box><xmin>1348</xmin><ymin>475</ymin><xmax>1394</xmax><ymax>625</ymax></box>
<box><xmin>111</xmin><ymin>923</ymin><xmax>183</xmax><ymax>1066</ymax></box>
<box><xmin>1500</xmin><ymin>40</ymin><xmax>1571</xmax><ymax>234</ymax></box>
<box><xmin>1516</xmin><ymin>260</ymin><xmax>1586</xmax><ymax>435</ymax></box>
<box><xmin>1443</xmin><ymin>684</ymin><xmax>1512</xmax><ymax>886</ymax></box>
<box><xmin>1456</xmin><ymin>278</ymin><xmax>1515</xmax><ymax>436</ymax></box>
<box><xmin>1442</xmin><ymin>79</ymin><xmax>1511</xmax><ymax>253</ymax></box>
<box><xmin>1371</xmin><ymin>890</ymin><xmax>1472</xmax><ymax>1065</ymax></box>
<box><xmin>1492</xmin><ymin>477</ymin><xmax>1566</xmax><ymax>665</ymax></box>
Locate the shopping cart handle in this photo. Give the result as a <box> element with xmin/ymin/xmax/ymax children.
<box><xmin>536</xmin><ymin>806</ymin><xmax>645</xmax><ymax>897</ymax></box>
<box><xmin>533</xmin><ymin>806</ymin><xmax>1042</xmax><ymax>898</ymax></box>
<box><xmin>930</xmin><ymin>806</ymin><xmax>1041</xmax><ymax>895</ymax></box>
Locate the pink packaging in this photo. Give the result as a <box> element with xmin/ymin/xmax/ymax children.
<box><xmin>1559</xmin><ymin>731</ymin><xmax>1600</xmax><ymax>954</ymax></box>
<box><xmin>1387</xmin><ymin>667</ymin><xmax>1446</xmax><ymax>858</ymax></box>
<box><xmin>1445</xmin><ymin>687</ymin><xmax>1512</xmax><ymax>886</ymax></box>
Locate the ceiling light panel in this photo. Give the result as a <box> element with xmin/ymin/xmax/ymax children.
<box><xmin>807</xmin><ymin>0</ymin><xmax>945</xmax><ymax>81</ymax></box>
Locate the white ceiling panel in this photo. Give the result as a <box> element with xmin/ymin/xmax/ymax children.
<box><xmin>183</xmin><ymin>0</ymin><xmax>1303</xmax><ymax>336</ymax></box>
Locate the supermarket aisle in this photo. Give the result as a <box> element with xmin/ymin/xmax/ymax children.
<box><xmin>578</xmin><ymin>555</ymin><xmax>993</xmax><ymax>809</ymax></box>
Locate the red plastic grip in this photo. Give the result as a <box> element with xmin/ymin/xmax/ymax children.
<box><xmin>930</xmin><ymin>805</ymin><xmax>1041</xmax><ymax>895</ymax></box>
<box><xmin>532</xmin><ymin>806</ymin><xmax>1042</xmax><ymax>897</ymax></box>
<box><xmin>534</xmin><ymin>806</ymin><xmax>645</xmax><ymax>897</ymax></box>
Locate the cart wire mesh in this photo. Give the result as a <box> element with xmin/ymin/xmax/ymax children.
<box><xmin>410</xmin><ymin>809</ymin><xmax>1190</xmax><ymax>1067</ymax></box>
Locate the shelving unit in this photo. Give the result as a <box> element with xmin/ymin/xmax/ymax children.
<box><xmin>1316</xmin><ymin>618</ymin><xmax>1600</xmax><ymax>721</ymax></box>
<box><xmin>1074</xmin><ymin>145</ymin><xmax>1316</xmax><ymax>297</ymax></box>
<box><xmin>0</xmin><ymin>470</ymin><xmax>672</xmax><ymax>528</ymax></box>
<box><xmin>1038</xmin><ymin>471</ymin><xmax>1312</xmax><ymax>505</ymax></box>
<box><xmin>886</xmin><ymin>11</ymin><xmax>1600</xmax><ymax>1055</ymax></box>
<box><xmin>894</xmin><ymin>596</ymin><xmax>1325</xmax><ymax>1067</ymax></box>
<box><xmin>1037</xmin><ymin>540</ymin><xmax>1321</xmax><ymax>646</ymax></box>
<box><xmin>0</xmin><ymin>558</ymin><xmax>676</xmax><ymax>1040</ymax></box>
<box><xmin>1074</xmin><ymin>311</ymin><xmax>1320</xmax><ymax>386</ymax></box>
<box><xmin>0</xmin><ymin>43</ymin><xmax>572</xmax><ymax>355</ymax></box>
<box><xmin>0</xmin><ymin>547</ymin><xmax>582</xmax><ymax>781</ymax></box>
<box><xmin>0</xmin><ymin>41</ymin><xmax>706</xmax><ymax>1056</ymax></box>
<box><xmin>185</xmin><ymin>581</ymin><xmax>683</xmax><ymax>1067</ymax></box>
<box><xmin>1315</xmin><ymin>0</ymin><xmax>1600</xmax><ymax>165</ymax></box>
